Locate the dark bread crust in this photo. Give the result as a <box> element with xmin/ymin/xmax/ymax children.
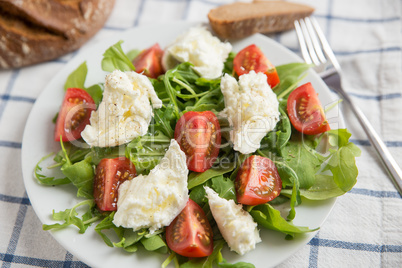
<box><xmin>208</xmin><ymin>1</ymin><xmax>314</xmax><ymax>40</ymax></box>
<box><xmin>0</xmin><ymin>0</ymin><xmax>116</xmax><ymax>69</ymax></box>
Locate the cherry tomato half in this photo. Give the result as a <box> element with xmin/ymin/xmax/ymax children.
<box><xmin>93</xmin><ymin>157</ymin><xmax>136</xmax><ymax>211</ymax></box>
<box><xmin>132</xmin><ymin>43</ymin><xmax>164</xmax><ymax>78</ymax></box>
<box><xmin>54</xmin><ymin>87</ymin><xmax>95</xmax><ymax>142</ymax></box>
<box><xmin>166</xmin><ymin>198</ymin><xmax>213</xmax><ymax>258</ymax></box>
<box><xmin>233</xmin><ymin>44</ymin><xmax>280</xmax><ymax>88</ymax></box>
<box><xmin>235</xmin><ymin>155</ymin><xmax>282</xmax><ymax>206</ymax></box>
<box><xmin>287</xmin><ymin>82</ymin><xmax>330</xmax><ymax>135</ymax></box>
<box><xmin>174</xmin><ymin>111</ymin><xmax>221</xmax><ymax>173</ymax></box>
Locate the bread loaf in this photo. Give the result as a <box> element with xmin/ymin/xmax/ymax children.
<box><xmin>0</xmin><ymin>0</ymin><xmax>115</xmax><ymax>69</ymax></box>
<box><xmin>208</xmin><ymin>1</ymin><xmax>314</xmax><ymax>40</ymax></box>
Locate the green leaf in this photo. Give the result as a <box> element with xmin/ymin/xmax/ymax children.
<box><xmin>177</xmin><ymin>239</ymin><xmax>255</xmax><ymax>268</ymax></box>
<box><xmin>218</xmin><ymin>261</ymin><xmax>256</xmax><ymax>268</ymax></box>
<box><xmin>281</xmin><ymin>134</ymin><xmax>322</xmax><ymax>189</ymax></box>
<box><xmin>61</xmin><ymin>156</ymin><xmax>94</xmax><ymax>199</ymax></box>
<box><xmin>34</xmin><ymin>153</ymin><xmax>71</xmax><ymax>185</ymax></box>
<box><xmin>43</xmin><ymin>200</ymin><xmax>98</xmax><ymax>233</ymax></box>
<box><xmin>95</xmin><ymin>212</ymin><xmax>126</xmax><ymax>247</ymax></box>
<box><xmin>152</xmin><ymin>104</ymin><xmax>176</xmax><ymax>138</ymax></box>
<box><xmin>250</xmin><ymin>203</ymin><xmax>318</xmax><ymax>237</ymax></box>
<box><xmin>189</xmin><ymin>184</ymin><xmax>210</xmax><ymax>206</ymax></box>
<box><xmin>326</xmin><ymin>142</ymin><xmax>360</xmax><ymax>192</ymax></box>
<box><xmin>210</xmin><ymin>176</ymin><xmax>236</xmax><ymax>201</ymax></box>
<box><xmin>126</xmin><ymin>48</ymin><xmax>141</xmax><ymax>61</ymax></box>
<box><xmin>125</xmin><ymin>132</ymin><xmax>171</xmax><ymax>175</ymax></box>
<box><xmin>282</xmin><ymin>174</ymin><xmax>345</xmax><ymax>200</ymax></box>
<box><xmin>319</xmin><ymin>129</ymin><xmax>361</xmax><ymax>192</ymax></box>
<box><xmin>140</xmin><ymin>234</ymin><xmax>168</xmax><ymax>254</ymax></box>
<box><xmin>64</xmin><ymin>61</ymin><xmax>87</xmax><ymax>90</ymax></box>
<box><xmin>85</xmin><ymin>83</ymin><xmax>103</xmax><ymax>106</ymax></box>
<box><xmin>327</xmin><ymin>128</ymin><xmax>352</xmax><ymax>147</ymax></box>
<box><xmin>275</xmin><ymin>62</ymin><xmax>311</xmax><ymax>99</ymax></box>
<box><xmin>274</xmin><ymin>161</ymin><xmax>301</xmax><ymax>220</ymax></box>
<box><xmin>101</xmin><ymin>40</ymin><xmax>136</xmax><ymax>72</ymax></box>
<box><xmin>260</xmin><ymin>107</ymin><xmax>291</xmax><ymax>156</ymax></box>
<box><xmin>222</xmin><ymin>51</ymin><xmax>236</xmax><ymax>75</ymax></box>
<box><xmin>188</xmin><ymin>164</ymin><xmax>235</xmax><ymax>189</ymax></box>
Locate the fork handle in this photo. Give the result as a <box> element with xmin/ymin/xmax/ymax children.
<box><xmin>324</xmin><ymin>73</ymin><xmax>402</xmax><ymax>195</ymax></box>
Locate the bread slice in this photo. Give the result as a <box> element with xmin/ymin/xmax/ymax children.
<box><xmin>0</xmin><ymin>0</ymin><xmax>115</xmax><ymax>69</ymax></box>
<box><xmin>208</xmin><ymin>1</ymin><xmax>314</xmax><ymax>39</ymax></box>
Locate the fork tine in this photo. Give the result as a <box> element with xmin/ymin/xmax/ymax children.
<box><xmin>304</xmin><ymin>17</ymin><xmax>327</xmax><ymax>64</ymax></box>
<box><xmin>299</xmin><ymin>18</ymin><xmax>320</xmax><ymax>65</ymax></box>
<box><xmin>294</xmin><ymin>20</ymin><xmax>312</xmax><ymax>64</ymax></box>
<box><xmin>309</xmin><ymin>17</ymin><xmax>341</xmax><ymax>72</ymax></box>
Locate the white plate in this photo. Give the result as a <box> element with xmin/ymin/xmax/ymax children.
<box><xmin>22</xmin><ymin>21</ymin><xmax>339</xmax><ymax>268</ymax></box>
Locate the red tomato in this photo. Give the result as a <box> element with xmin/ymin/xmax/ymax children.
<box><xmin>93</xmin><ymin>157</ymin><xmax>136</xmax><ymax>211</ymax></box>
<box><xmin>54</xmin><ymin>88</ymin><xmax>95</xmax><ymax>142</ymax></box>
<box><xmin>235</xmin><ymin>155</ymin><xmax>282</xmax><ymax>206</ymax></box>
<box><xmin>166</xmin><ymin>198</ymin><xmax>213</xmax><ymax>257</ymax></box>
<box><xmin>132</xmin><ymin>43</ymin><xmax>164</xmax><ymax>78</ymax></box>
<box><xmin>174</xmin><ymin>111</ymin><xmax>221</xmax><ymax>172</ymax></box>
<box><xmin>287</xmin><ymin>82</ymin><xmax>330</xmax><ymax>135</ymax></box>
<box><xmin>233</xmin><ymin>44</ymin><xmax>280</xmax><ymax>88</ymax></box>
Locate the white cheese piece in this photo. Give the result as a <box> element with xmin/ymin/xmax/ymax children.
<box><xmin>113</xmin><ymin>139</ymin><xmax>189</xmax><ymax>234</ymax></box>
<box><xmin>162</xmin><ymin>26</ymin><xmax>232</xmax><ymax>79</ymax></box>
<box><xmin>204</xmin><ymin>187</ymin><xmax>261</xmax><ymax>255</ymax></box>
<box><xmin>81</xmin><ymin>70</ymin><xmax>162</xmax><ymax>147</ymax></box>
<box><xmin>219</xmin><ymin>71</ymin><xmax>280</xmax><ymax>154</ymax></box>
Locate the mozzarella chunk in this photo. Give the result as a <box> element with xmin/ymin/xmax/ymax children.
<box><xmin>219</xmin><ymin>71</ymin><xmax>280</xmax><ymax>154</ymax></box>
<box><xmin>204</xmin><ymin>187</ymin><xmax>261</xmax><ymax>255</ymax></box>
<box><xmin>113</xmin><ymin>139</ymin><xmax>189</xmax><ymax>234</ymax></box>
<box><xmin>81</xmin><ymin>70</ymin><xmax>162</xmax><ymax>147</ymax></box>
<box><xmin>162</xmin><ymin>26</ymin><xmax>232</xmax><ymax>79</ymax></box>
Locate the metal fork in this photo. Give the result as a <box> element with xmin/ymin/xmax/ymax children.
<box><xmin>294</xmin><ymin>17</ymin><xmax>402</xmax><ymax>195</ymax></box>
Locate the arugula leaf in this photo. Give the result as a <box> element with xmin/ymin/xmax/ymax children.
<box><xmin>222</xmin><ymin>51</ymin><xmax>236</xmax><ymax>75</ymax></box>
<box><xmin>322</xmin><ymin>130</ymin><xmax>361</xmax><ymax>192</ymax></box>
<box><xmin>184</xmin><ymin>87</ymin><xmax>224</xmax><ymax>113</ymax></box>
<box><xmin>64</xmin><ymin>61</ymin><xmax>87</xmax><ymax>90</ymax></box>
<box><xmin>101</xmin><ymin>40</ymin><xmax>136</xmax><ymax>72</ymax></box>
<box><xmin>34</xmin><ymin>153</ymin><xmax>70</xmax><ymax>185</ymax></box>
<box><xmin>159</xmin><ymin>62</ymin><xmax>225</xmax><ymax>117</ymax></box>
<box><xmin>63</xmin><ymin>61</ymin><xmax>103</xmax><ymax>106</ymax></box>
<box><xmin>210</xmin><ymin>175</ymin><xmax>236</xmax><ymax>201</ymax></box>
<box><xmin>250</xmin><ymin>203</ymin><xmax>318</xmax><ymax>238</ymax></box>
<box><xmin>282</xmin><ymin>174</ymin><xmax>345</xmax><ymax>200</ymax></box>
<box><xmin>152</xmin><ymin>104</ymin><xmax>176</xmax><ymax>138</ymax></box>
<box><xmin>141</xmin><ymin>234</ymin><xmax>168</xmax><ymax>254</ymax></box>
<box><xmin>125</xmin><ymin>132</ymin><xmax>171</xmax><ymax>174</ymax></box>
<box><xmin>114</xmin><ymin>228</ymin><xmax>146</xmax><ymax>252</ymax></box>
<box><xmin>61</xmin><ymin>157</ymin><xmax>94</xmax><ymax>199</ymax></box>
<box><xmin>95</xmin><ymin>212</ymin><xmax>146</xmax><ymax>253</ymax></box>
<box><xmin>95</xmin><ymin>212</ymin><xmax>122</xmax><ymax>247</ymax></box>
<box><xmin>274</xmin><ymin>161</ymin><xmax>301</xmax><ymax>221</ymax></box>
<box><xmin>126</xmin><ymin>48</ymin><xmax>141</xmax><ymax>61</ymax></box>
<box><xmin>280</xmin><ymin>129</ymin><xmax>360</xmax><ymax>199</ymax></box>
<box><xmin>188</xmin><ymin>163</ymin><xmax>235</xmax><ymax>189</ymax></box>
<box><xmin>281</xmin><ymin>134</ymin><xmax>321</xmax><ymax>189</ymax></box>
<box><xmin>43</xmin><ymin>200</ymin><xmax>99</xmax><ymax>233</ymax></box>
<box><xmin>259</xmin><ymin>107</ymin><xmax>292</xmax><ymax>156</ymax></box>
<box><xmin>52</xmin><ymin>141</ymin><xmax>91</xmax><ymax>166</ymax></box>
<box><xmin>275</xmin><ymin>63</ymin><xmax>311</xmax><ymax>100</ymax></box>
<box><xmin>85</xmin><ymin>83</ymin><xmax>103</xmax><ymax>106</ymax></box>
<box><xmin>165</xmin><ymin>239</ymin><xmax>254</xmax><ymax>268</ymax></box>
<box><xmin>59</xmin><ymin>140</ymin><xmax>94</xmax><ymax>199</ymax></box>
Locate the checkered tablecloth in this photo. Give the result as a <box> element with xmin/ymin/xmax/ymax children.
<box><xmin>1</xmin><ymin>0</ymin><xmax>401</xmax><ymax>267</ymax></box>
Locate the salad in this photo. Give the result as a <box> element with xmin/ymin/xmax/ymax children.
<box><xmin>34</xmin><ymin>26</ymin><xmax>360</xmax><ymax>267</ymax></box>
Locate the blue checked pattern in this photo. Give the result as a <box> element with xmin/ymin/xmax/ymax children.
<box><xmin>1</xmin><ymin>0</ymin><xmax>401</xmax><ymax>267</ymax></box>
